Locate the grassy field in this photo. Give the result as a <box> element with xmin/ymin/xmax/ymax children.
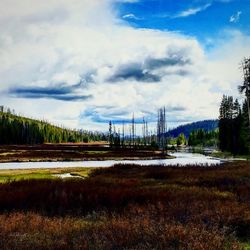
<box><xmin>0</xmin><ymin>167</ymin><xmax>93</xmax><ymax>183</ymax></box>
<box><xmin>0</xmin><ymin>161</ymin><xmax>249</xmax><ymax>249</ymax></box>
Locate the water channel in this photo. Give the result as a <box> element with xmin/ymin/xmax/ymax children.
<box><xmin>0</xmin><ymin>152</ymin><xmax>223</xmax><ymax>170</ymax></box>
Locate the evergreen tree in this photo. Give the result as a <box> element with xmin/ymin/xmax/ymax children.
<box><xmin>0</xmin><ymin>108</ymin><xmax>107</xmax><ymax>145</ymax></box>
<box><xmin>218</xmin><ymin>96</ymin><xmax>249</xmax><ymax>155</ymax></box>
<box><xmin>177</xmin><ymin>133</ymin><xmax>186</xmax><ymax>146</ymax></box>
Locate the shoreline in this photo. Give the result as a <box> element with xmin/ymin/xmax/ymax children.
<box><xmin>0</xmin><ymin>144</ymin><xmax>175</xmax><ymax>163</ymax></box>
<box><xmin>0</xmin><ymin>155</ymin><xmax>175</xmax><ymax>163</ymax></box>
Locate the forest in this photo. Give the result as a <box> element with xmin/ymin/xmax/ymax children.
<box><xmin>167</xmin><ymin>120</ymin><xmax>218</xmax><ymax>138</ymax></box>
<box><xmin>219</xmin><ymin>96</ymin><xmax>249</xmax><ymax>155</ymax></box>
<box><xmin>217</xmin><ymin>58</ymin><xmax>250</xmax><ymax>156</ymax></box>
<box><xmin>0</xmin><ymin>107</ymin><xmax>107</xmax><ymax>144</ymax></box>
<box><xmin>188</xmin><ymin>129</ymin><xmax>218</xmax><ymax>147</ymax></box>
<box><xmin>1</xmin><ymin>103</ymin><xmax>248</xmax><ymax>156</ymax></box>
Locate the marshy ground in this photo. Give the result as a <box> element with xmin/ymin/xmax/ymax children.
<box><xmin>0</xmin><ymin>167</ymin><xmax>92</xmax><ymax>183</ymax></box>
<box><xmin>0</xmin><ymin>143</ymin><xmax>172</xmax><ymax>162</ymax></box>
<box><xmin>0</xmin><ymin>161</ymin><xmax>249</xmax><ymax>249</ymax></box>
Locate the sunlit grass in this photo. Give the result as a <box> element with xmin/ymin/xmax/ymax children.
<box><xmin>0</xmin><ymin>167</ymin><xmax>94</xmax><ymax>182</ymax></box>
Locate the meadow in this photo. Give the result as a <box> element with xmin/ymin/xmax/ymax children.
<box><xmin>0</xmin><ymin>161</ymin><xmax>249</xmax><ymax>249</ymax></box>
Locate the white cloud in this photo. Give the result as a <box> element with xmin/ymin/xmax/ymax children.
<box><xmin>122</xmin><ymin>13</ymin><xmax>142</xmax><ymax>20</ymax></box>
<box><xmin>229</xmin><ymin>11</ymin><xmax>242</xmax><ymax>23</ymax></box>
<box><xmin>0</xmin><ymin>0</ymin><xmax>249</xmax><ymax>131</ymax></box>
<box><xmin>117</xmin><ymin>0</ymin><xmax>139</xmax><ymax>2</ymax></box>
<box><xmin>174</xmin><ymin>3</ymin><xmax>211</xmax><ymax>18</ymax></box>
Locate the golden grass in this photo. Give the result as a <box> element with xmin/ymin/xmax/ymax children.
<box><xmin>0</xmin><ymin>167</ymin><xmax>94</xmax><ymax>182</ymax></box>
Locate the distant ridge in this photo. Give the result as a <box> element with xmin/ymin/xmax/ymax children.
<box><xmin>167</xmin><ymin>120</ymin><xmax>218</xmax><ymax>138</ymax></box>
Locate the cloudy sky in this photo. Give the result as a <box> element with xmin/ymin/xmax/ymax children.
<box><xmin>0</xmin><ymin>0</ymin><xmax>250</xmax><ymax>132</ymax></box>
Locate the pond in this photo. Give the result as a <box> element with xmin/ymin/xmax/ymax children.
<box><xmin>0</xmin><ymin>152</ymin><xmax>223</xmax><ymax>170</ymax></box>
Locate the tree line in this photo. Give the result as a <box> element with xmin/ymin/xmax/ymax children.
<box><xmin>218</xmin><ymin>57</ymin><xmax>250</xmax><ymax>155</ymax></box>
<box><xmin>167</xmin><ymin>120</ymin><xmax>218</xmax><ymax>139</ymax></box>
<box><xmin>0</xmin><ymin>108</ymin><xmax>107</xmax><ymax>144</ymax></box>
<box><xmin>188</xmin><ymin>129</ymin><xmax>218</xmax><ymax>147</ymax></box>
<box><xmin>219</xmin><ymin>96</ymin><xmax>249</xmax><ymax>155</ymax></box>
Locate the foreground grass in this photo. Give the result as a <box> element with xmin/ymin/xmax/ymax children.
<box><xmin>0</xmin><ymin>162</ymin><xmax>249</xmax><ymax>249</ymax></box>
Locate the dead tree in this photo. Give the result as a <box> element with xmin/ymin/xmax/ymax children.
<box><xmin>122</xmin><ymin>121</ymin><xmax>125</xmax><ymax>148</ymax></box>
<box><xmin>132</xmin><ymin>113</ymin><xmax>135</xmax><ymax>147</ymax></box>
<box><xmin>142</xmin><ymin>117</ymin><xmax>146</xmax><ymax>146</ymax></box>
<box><xmin>157</xmin><ymin>107</ymin><xmax>167</xmax><ymax>154</ymax></box>
<box><xmin>109</xmin><ymin>121</ymin><xmax>113</xmax><ymax>147</ymax></box>
<box><xmin>240</xmin><ymin>57</ymin><xmax>250</xmax><ymax>127</ymax></box>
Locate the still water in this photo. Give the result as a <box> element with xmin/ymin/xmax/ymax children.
<box><xmin>0</xmin><ymin>152</ymin><xmax>222</xmax><ymax>170</ymax></box>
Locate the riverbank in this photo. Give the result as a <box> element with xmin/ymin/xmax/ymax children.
<box><xmin>0</xmin><ymin>161</ymin><xmax>248</xmax><ymax>249</ymax></box>
<box><xmin>0</xmin><ymin>143</ymin><xmax>174</xmax><ymax>163</ymax></box>
<box><xmin>210</xmin><ymin>151</ymin><xmax>250</xmax><ymax>161</ymax></box>
<box><xmin>178</xmin><ymin>146</ymin><xmax>250</xmax><ymax>161</ymax></box>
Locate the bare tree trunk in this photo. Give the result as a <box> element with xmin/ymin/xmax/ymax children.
<box><xmin>122</xmin><ymin>122</ymin><xmax>125</xmax><ymax>148</ymax></box>
<box><xmin>132</xmin><ymin>113</ymin><xmax>135</xmax><ymax>148</ymax></box>
<box><xmin>242</xmin><ymin>58</ymin><xmax>250</xmax><ymax>128</ymax></box>
<box><xmin>157</xmin><ymin>107</ymin><xmax>167</xmax><ymax>154</ymax></box>
<box><xmin>247</xmin><ymin>95</ymin><xmax>250</xmax><ymax>128</ymax></box>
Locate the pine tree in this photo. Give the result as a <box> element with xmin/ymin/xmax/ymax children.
<box><xmin>219</xmin><ymin>95</ymin><xmax>249</xmax><ymax>155</ymax></box>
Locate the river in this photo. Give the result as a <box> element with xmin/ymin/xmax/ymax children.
<box><xmin>0</xmin><ymin>152</ymin><xmax>223</xmax><ymax>170</ymax></box>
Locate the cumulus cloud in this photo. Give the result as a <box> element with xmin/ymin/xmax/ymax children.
<box><xmin>0</xmin><ymin>0</ymin><xmax>249</xmax><ymax>131</ymax></box>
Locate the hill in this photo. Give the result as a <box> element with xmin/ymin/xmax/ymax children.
<box><xmin>0</xmin><ymin>109</ymin><xmax>107</xmax><ymax>144</ymax></box>
<box><xmin>167</xmin><ymin>120</ymin><xmax>218</xmax><ymax>138</ymax></box>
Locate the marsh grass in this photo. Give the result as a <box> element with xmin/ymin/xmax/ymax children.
<box><xmin>0</xmin><ymin>167</ymin><xmax>93</xmax><ymax>183</ymax></box>
<box><xmin>0</xmin><ymin>144</ymin><xmax>173</xmax><ymax>162</ymax></box>
<box><xmin>0</xmin><ymin>161</ymin><xmax>249</xmax><ymax>249</ymax></box>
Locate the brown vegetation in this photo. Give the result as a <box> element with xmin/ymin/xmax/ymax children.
<box><xmin>0</xmin><ymin>144</ymin><xmax>170</xmax><ymax>162</ymax></box>
<box><xmin>0</xmin><ymin>161</ymin><xmax>249</xmax><ymax>249</ymax></box>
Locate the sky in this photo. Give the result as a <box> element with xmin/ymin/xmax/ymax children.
<box><xmin>0</xmin><ymin>0</ymin><xmax>250</xmax><ymax>132</ymax></box>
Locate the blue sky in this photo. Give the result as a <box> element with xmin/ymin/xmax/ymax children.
<box><xmin>0</xmin><ymin>0</ymin><xmax>249</xmax><ymax>132</ymax></box>
<box><xmin>117</xmin><ymin>0</ymin><xmax>250</xmax><ymax>45</ymax></box>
